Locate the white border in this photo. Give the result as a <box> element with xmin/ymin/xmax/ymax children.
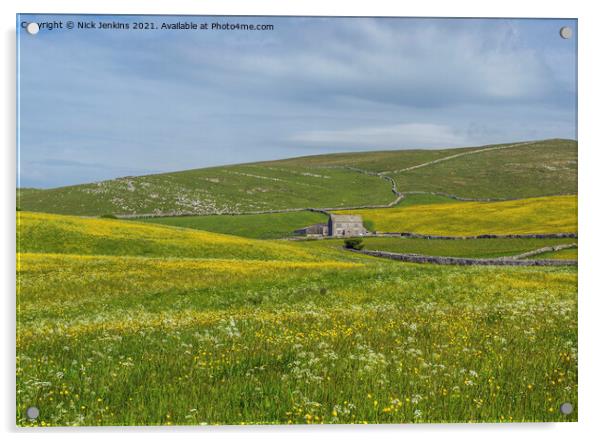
<box><xmin>2</xmin><ymin>1</ymin><xmax>601</xmax><ymax>440</ymax></box>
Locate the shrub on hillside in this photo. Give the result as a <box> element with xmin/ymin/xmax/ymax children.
<box><xmin>344</xmin><ymin>238</ymin><xmax>364</xmax><ymax>250</ymax></box>
<box><xmin>100</xmin><ymin>213</ymin><xmax>118</xmax><ymax>219</ymax></box>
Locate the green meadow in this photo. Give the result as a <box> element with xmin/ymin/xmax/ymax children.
<box><xmin>17</xmin><ymin>212</ymin><xmax>577</xmax><ymax>426</ymax></box>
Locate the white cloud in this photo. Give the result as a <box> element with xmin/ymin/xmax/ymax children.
<box><xmin>289</xmin><ymin>123</ymin><xmax>469</xmax><ymax>149</ymax></box>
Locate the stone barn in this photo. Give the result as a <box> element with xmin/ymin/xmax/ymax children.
<box><xmin>328</xmin><ymin>214</ymin><xmax>367</xmax><ymax>237</ymax></box>
<box><xmin>294</xmin><ymin>214</ymin><xmax>367</xmax><ymax>237</ymax></box>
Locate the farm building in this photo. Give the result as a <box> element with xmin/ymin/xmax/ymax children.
<box><xmin>294</xmin><ymin>214</ymin><xmax>368</xmax><ymax>237</ymax></box>
<box><xmin>328</xmin><ymin>214</ymin><xmax>367</xmax><ymax>237</ymax></box>
<box><xmin>293</xmin><ymin>223</ymin><xmax>329</xmax><ymax>236</ymax></box>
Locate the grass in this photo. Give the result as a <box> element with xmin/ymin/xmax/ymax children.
<box><xmin>336</xmin><ymin>195</ymin><xmax>577</xmax><ymax>236</ymax></box>
<box><xmin>138</xmin><ymin>211</ymin><xmax>328</xmax><ymax>240</ymax></box>
<box><xmin>391</xmin><ymin>139</ymin><xmax>577</xmax><ymax>199</ymax></box>
<box><xmin>16</xmin><ymin>212</ymin><xmax>577</xmax><ymax>425</ymax></box>
<box><xmin>292</xmin><ymin>237</ymin><xmax>578</xmax><ymax>259</ymax></box>
<box><xmin>18</xmin><ymin>139</ymin><xmax>576</xmax><ymax>216</ymax></box>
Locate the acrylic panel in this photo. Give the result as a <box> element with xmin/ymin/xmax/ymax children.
<box><xmin>16</xmin><ymin>14</ymin><xmax>578</xmax><ymax>426</ymax></box>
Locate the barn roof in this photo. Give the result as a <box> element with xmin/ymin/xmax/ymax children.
<box><xmin>329</xmin><ymin>214</ymin><xmax>363</xmax><ymax>222</ymax></box>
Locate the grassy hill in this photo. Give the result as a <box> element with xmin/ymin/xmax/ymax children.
<box><xmin>336</xmin><ymin>195</ymin><xmax>577</xmax><ymax>236</ymax></box>
<box><xmin>17</xmin><ymin>139</ymin><xmax>576</xmax><ymax>216</ymax></box>
<box><xmin>16</xmin><ymin>211</ymin><xmax>333</xmax><ymax>262</ymax></box>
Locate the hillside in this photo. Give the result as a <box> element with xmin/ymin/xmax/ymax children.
<box><xmin>389</xmin><ymin>138</ymin><xmax>577</xmax><ymax>199</ymax></box>
<box><xmin>17</xmin><ymin>164</ymin><xmax>393</xmax><ymax>216</ymax></box>
<box><xmin>17</xmin><ymin>139</ymin><xmax>576</xmax><ymax>216</ymax></box>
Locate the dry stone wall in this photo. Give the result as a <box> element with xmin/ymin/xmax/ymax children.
<box><xmin>347</xmin><ymin>248</ymin><xmax>577</xmax><ymax>266</ymax></box>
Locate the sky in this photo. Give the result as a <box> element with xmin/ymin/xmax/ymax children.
<box><xmin>17</xmin><ymin>15</ymin><xmax>577</xmax><ymax>188</ymax></box>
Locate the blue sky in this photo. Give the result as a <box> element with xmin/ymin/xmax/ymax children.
<box><xmin>17</xmin><ymin>15</ymin><xmax>577</xmax><ymax>188</ymax></box>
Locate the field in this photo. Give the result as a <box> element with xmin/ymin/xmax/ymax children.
<box><xmin>16</xmin><ymin>139</ymin><xmax>579</xmax><ymax>426</ymax></box>
<box><xmin>17</xmin><ymin>212</ymin><xmax>578</xmax><ymax>425</ymax></box>
<box><xmin>139</xmin><ymin>211</ymin><xmax>329</xmax><ymax>240</ymax></box>
<box><xmin>295</xmin><ymin>237</ymin><xmax>577</xmax><ymax>259</ymax></box>
<box><xmin>18</xmin><ymin>139</ymin><xmax>576</xmax><ymax>216</ymax></box>
<box><xmin>336</xmin><ymin>195</ymin><xmax>577</xmax><ymax>236</ymax></box>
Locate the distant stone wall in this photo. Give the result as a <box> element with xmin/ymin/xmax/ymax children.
<box><xmin>375</xmin><ymin>232</ymin><xmax>577</xmax><ymax>240</ymax></box>
<box><xmin>347</xmin><ymin>249</ymin><xmax>577</xmax><ymax>266</ymax></box>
